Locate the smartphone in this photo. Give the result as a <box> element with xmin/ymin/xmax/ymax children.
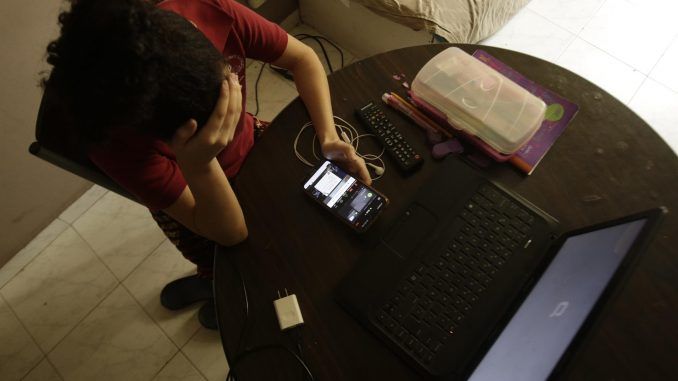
<box><xmin>303</xmin><ymin>160</ymin><xmax>389</xmax><ymax>232</ymax></box>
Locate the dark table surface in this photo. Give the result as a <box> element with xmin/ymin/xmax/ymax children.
<box><xmin>214</xmin><ymin>44</ymin><xmax>678</xmax><ymax>380</ymax></box>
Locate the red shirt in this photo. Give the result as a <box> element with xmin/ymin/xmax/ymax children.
<box><xmin>89</xmin><ymin>0</ymin><xmax>288</xmax><ymax>211</ymax></box>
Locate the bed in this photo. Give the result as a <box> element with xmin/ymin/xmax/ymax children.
<box><xmin>299</xmin><ymin>0</ymin><xmax>529</xmax><ymax>58</ymax></box>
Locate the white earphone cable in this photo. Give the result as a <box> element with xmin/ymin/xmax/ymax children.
<box><xmin>293</xmin><ymin>116</ymin><xmax>386</xmax><ymax>181</ymax></box>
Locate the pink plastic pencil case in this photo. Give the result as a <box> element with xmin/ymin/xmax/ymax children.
<box><xmin>408</xmin><ymin>92</ymin><xmax>514</xmax><ymax>162</ymax></box>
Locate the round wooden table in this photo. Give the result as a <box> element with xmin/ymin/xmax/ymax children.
<box><xmin>214</xmin><ymin>44</ymin><xmax>678</xmax><ymax>380</ymax></box>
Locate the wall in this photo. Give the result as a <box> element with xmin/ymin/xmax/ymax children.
<box><xmin>0</xmin><ymin>0</ymin><xmax>96</xmax><ymax>269</ymax></box>
<box><xmin>299</xmin><ymin>0</ymin><xmax>432</xmax><ymax>59</ymax></box>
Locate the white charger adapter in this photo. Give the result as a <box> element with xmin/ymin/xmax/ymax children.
<box><xmin>273</xmin><ymin>293</ymin><xmax>304</xmax><ymax>330</ymax></box>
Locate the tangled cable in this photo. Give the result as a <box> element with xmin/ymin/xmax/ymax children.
<box><xmin>293</xmin><ymin>115</ymin><xmax>386</xmax><ymax>181</ymax></box>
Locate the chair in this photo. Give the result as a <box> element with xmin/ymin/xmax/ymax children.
<box><xmin>29</xmin><ymin>83</ymin><xmax>137</xmax><ymax>203</ymax></box>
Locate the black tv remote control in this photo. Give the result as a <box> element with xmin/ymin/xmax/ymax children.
<box><xmin>356</xmin><ymin>102</ymin><xmax>424</xmax><ymax>172</ymax></box>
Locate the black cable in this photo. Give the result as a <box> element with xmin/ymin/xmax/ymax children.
<box><xmin>283</xmin><ymin>327</ymin><xmax>306</xmax><ymax>380</ymax></box>
<box><xmin>272</xmin><ymin>34</ymin><xmax>345</xmax><ymax>79</ymax></box>
<box><xmin>233</xmin><ymin>261</ymin><xmax>250</xmax><ymax>356</ymax></box>
<box><xmin>226</xmin><ymin>344</ymin><xmax>315</xmax><ymax>381</ymax></box>
<box><xmin>252</xmin><ymin>33</ymin><xmax>345</xmax><ymax>117</ymax></box>
<box><xmin>295</xmin><ymin>329</ymin><xmax>304</xmax><ymax>359</ymax></box>
<box><xmin>303</xmin><ymin>35</ymin><xmax>333</xmax><ymax>72</ymax></box>
<box><xmin>294</xmin><ymin>33</ymin><xmax>345</xmax><ymax>69</ymax></box>
<box><xmin>293</xmin><ymin>328</ymin><xmax>308</xmax><ymax>381</ymax></box>
<box><xmin>294</xmin><ymin>33</ymin><xmax>345</xmax><ymax>71</ymax></box>
<box><xmin>220</xmin><ymin>254</ymin><xmax>251</xmax><ymax>381</ymax></box>
<box><xmin>318</xmin><ymin>35</ymin><xmax>345</xmax><ymax>69</ymax></box>
<box><xmin>253</xmin><ymin>62</ymin><xmax>266</xmax><ymax>116</ymax></box>
<box><xmin>221</xmin><ymin>255</ymin><xmax>314</xmax><ymax>381</ymax></box>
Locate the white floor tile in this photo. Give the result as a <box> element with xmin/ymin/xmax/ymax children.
<box><xmin>481</xmin><ymin>8</ymin><xmax>576</xmax><ymax>63</ymax></box>
<box><xmin>0</xmin><ymin>218</ymin><xmax>68</xmax><ymax>289</ymax></box>
<box><xmin>579</xmin><ymin>0</ymin><xmax>678</xmax><ymax>74</ymax></box>
<box><xmin>625</xmin><ymin>0</ymin><xmax>678</xmax><ymax>13</ymax></box>
<box><xmin>22</xmin><ymin>358</ymin><xmax>63</xmax><ymax>381</ymax></box>
<box><xmin>0</xmin><ymin>227</ymin><xmax>118</xmax><ymax>352</ymax></box>
<box><xmin>528</xmin><ymin>0</ymin><xmax>606</xmax><ymax>34</ymax></box>
<box><xmin>72</xmin><ymin>192</ymin><xmax>166</xmax><ymax>280</ymax></box>
<box><xmin>48</xmin><ymin>286</ymin><xmax>177</xmax><ymax>381</ymax></box>
<box><xmin>0</xmin><ymin>295</ymin><xmax>43</xmax><ymax>380</ymax></box>
<box><xmin>123</xmin><ymin>240</ymin><xmax>202</xmax><ymax>348</ymax></box>
<box><xmin>628</xmin><ymin>78</ymin><xmax>678</xmax><ymax>155</ymax></box>
<box><xmin>182</xmin><ymin>329</ymin><xmax>229</xmax><ymax>381</ymax></box>
<box><xmin>649</xmin><ymin>36</ymin><xmax>678</xmax><ymax>94</ymax></box>
<box><xmin>58</xmin><ymin>185</ymin><xmax>108</xmax><ymax>224</ymax></box>
<box><xmin>152</xmin><ymin>351</ymin><xmax>206</xmax><ymax>381</ymax></box>
<box><xmin>556</xmin><ymin>37</ymin><xmax>646</xmax><ymax>103</ymax></box>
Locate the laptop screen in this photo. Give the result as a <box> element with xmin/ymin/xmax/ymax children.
<box><xmin>466</xmin><ymin>218</ymin><xmax>647</xmax><ymax>381</ymax></box>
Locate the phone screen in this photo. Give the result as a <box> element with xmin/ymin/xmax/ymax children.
<box><xmin>303</xmin><ymin>161</ymin><xmax>387</xmax><ymax>231</ymax></box>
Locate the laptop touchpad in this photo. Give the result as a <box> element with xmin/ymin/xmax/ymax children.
<box><xmin>383</xmin><ymin>203</ymin><xmax>438</xmax><ymax>259</ymax></box>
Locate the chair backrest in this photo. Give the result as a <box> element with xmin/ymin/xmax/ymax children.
<box><xmin>29</xmin><ymin>83</ymin><xmax>138</xmax><ymax>203</ymax></box>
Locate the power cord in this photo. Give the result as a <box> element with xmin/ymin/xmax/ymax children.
<box><xmin>225</xmin><ymin>343</ymin><xmax>314</xmax><ymax>381</ymax></box>
<box><xmin>270</xmin><ymin>34</ymin><xmax>346</xmax><ymax>79</ymax></box>
<box><xmin>233</xmin><ymin>258</ymin><xmax>250</xmax><ymax>357</ymax></box>
<box><xmin>219</xmin><ymin>254</ymin><xmax>251</xmax><ymax>365</ymax></box>
<box><xmin>294</xmin><ymin>33</ymin><xmax>345</xmax><ymax>73</ymax></box>
<box><xmin>253</xmin><ymin>33</ymin><xmax>345</xmax><ymax>116</ymax></box>
<box><xmin>222</xmin><ymin>256</ymin><xmax>315</xmax><ymax>381</ymax></box>
<box><xmin>286</xmin><ymin>327</ymin><xmax>309</xmax><ymax>381</ymax></box>
<box><xmin>252</xmin><ymin>62</ymin><xmax>267</xmax><ymax>117</ymax></box>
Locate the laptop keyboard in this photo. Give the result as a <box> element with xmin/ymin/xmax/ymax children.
<box><xmin>373</xmin><ymin>185</ymin><xmax>535</xmax><ymax>365</ymax></box>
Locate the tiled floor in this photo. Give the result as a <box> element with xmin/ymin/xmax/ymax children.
<box><xmin>2</xmin><ymin>1</ymin><xmax>678</xmax><ymax>379</ymax></box>
<box><xmin>483</xmin><ymin>0</ymin><xmax>678</xmax><ymax>154</ymax></box>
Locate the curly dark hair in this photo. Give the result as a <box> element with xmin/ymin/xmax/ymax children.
<box><xmin>44</xmin><ymin>0</ymin><xmax>226</xmax><ymax>143</ymax></box>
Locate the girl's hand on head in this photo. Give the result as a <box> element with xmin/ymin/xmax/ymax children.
<box><xmin>171</xmin><ymin>73</ymin><xmax>242</xmax><ymax>171</ymax></box>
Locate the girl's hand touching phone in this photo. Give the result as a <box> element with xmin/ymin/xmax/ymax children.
<box><xmin>322</xmin><ymin>139</ymin><xmax>372</xmax><ymax>185</ymax></box>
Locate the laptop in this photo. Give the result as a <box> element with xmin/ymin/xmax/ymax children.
<box><xmin>335</xmin><ymin>156</ymin><xmax>665</xmax><ymax>380</ymax></box>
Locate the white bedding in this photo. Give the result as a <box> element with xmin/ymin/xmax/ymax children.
<box><xmin>356</xmin><ymin>0</ymin><xmax>530</xmax><ymax>43</ymax></box>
